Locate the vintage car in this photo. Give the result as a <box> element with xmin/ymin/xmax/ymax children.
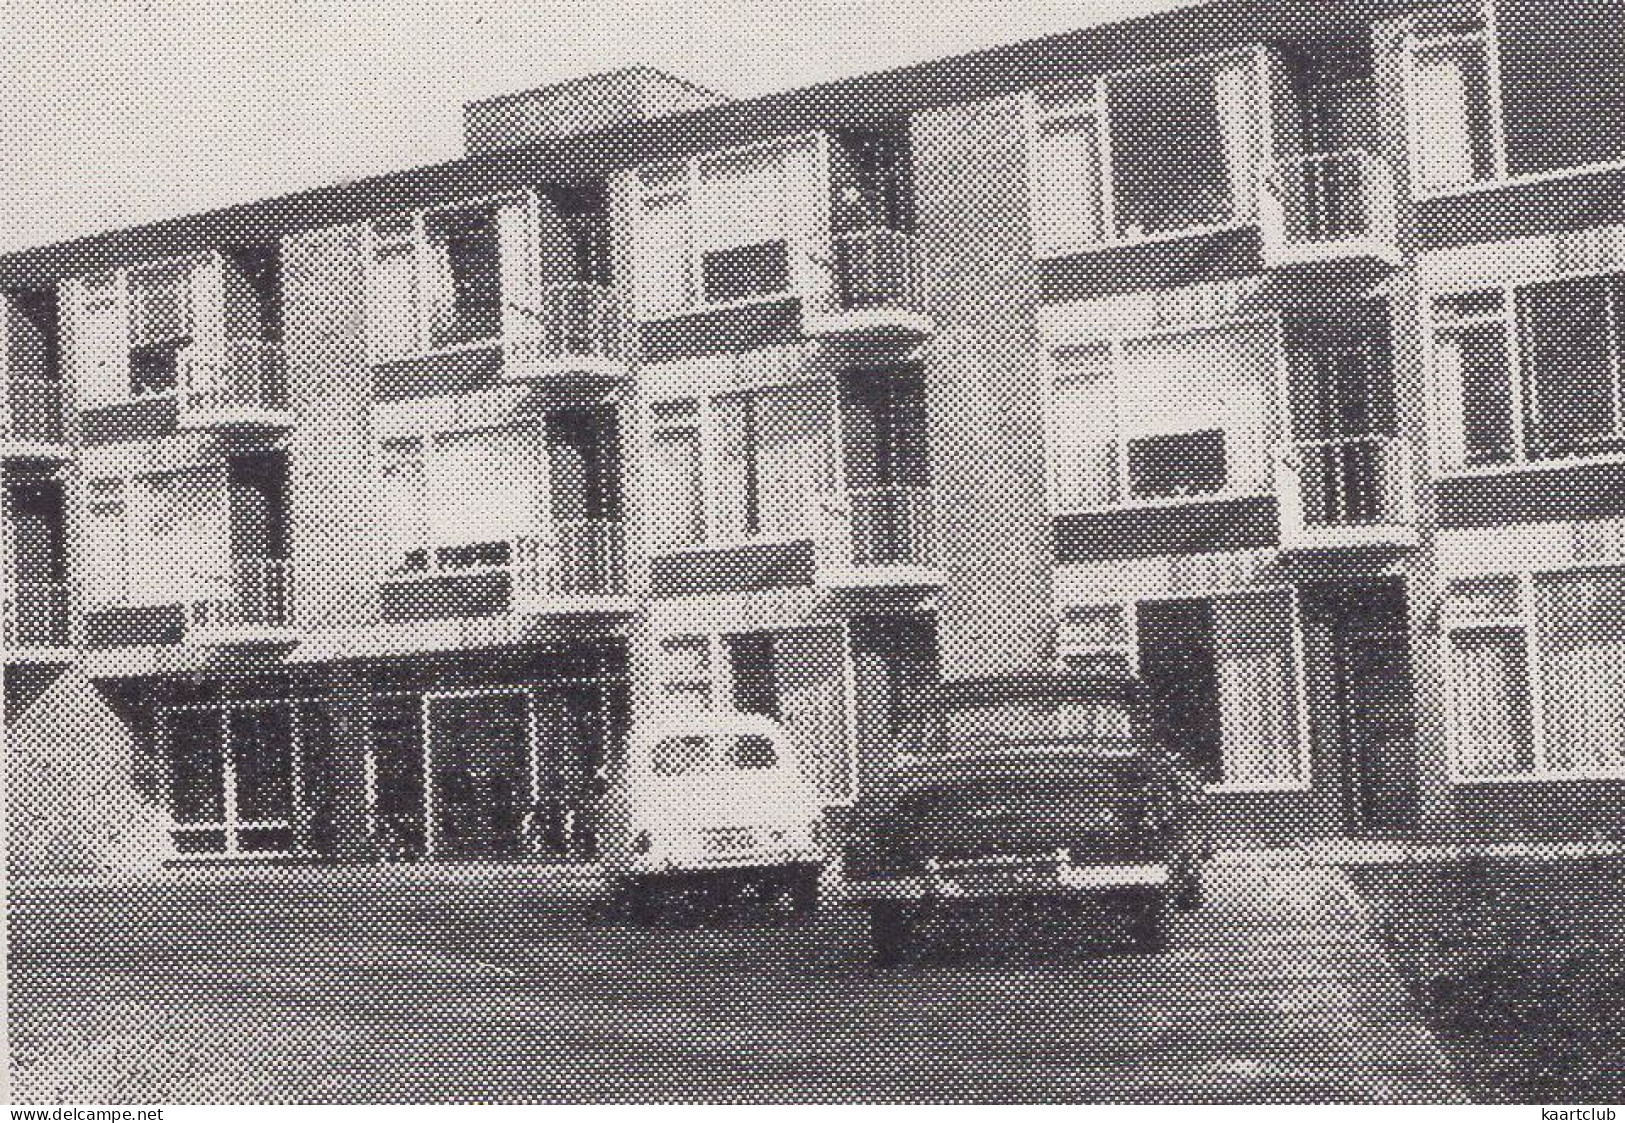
<box><xmin>842</xmin><ymin>674</ymin><xmax>1205</xmax><ymax>961</ymax></box>
<box><xmin>602</xmin><ymin>711</ymin><xmax>825</xmax><ymax>921</ymax></box>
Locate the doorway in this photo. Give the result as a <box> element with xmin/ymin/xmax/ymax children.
<box><xmin>425</xmin><ymin>690</ymin><xmax>534</xmax><ymax>859</ymax></box>
<box><xmin>1307</xmin><ymin>581</ymin><xmax>1420</xmax><ymax>835</ymax></box>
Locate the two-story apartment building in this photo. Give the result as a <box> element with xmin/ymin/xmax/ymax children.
<box><xmin>6</xmin><ymin>0</ymin><xmax>1625</xmax><ymax>877</ymax></box>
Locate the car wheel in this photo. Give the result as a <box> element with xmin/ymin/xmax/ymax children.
<box><xmin>867</xmin><ymin>900</ymin><xmax>920</xmax><ymax>964</ymax></box>
<box><xmin>1123</xmin><ymin>889</ymin><xmax>1172</xmax><ymax>954</ymax></box>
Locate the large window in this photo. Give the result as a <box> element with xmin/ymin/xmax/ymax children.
<box><xmin>1444</xmin><ymin>570</ymin><xmax>1625</xmax><ymax>780</ymax></box>
<box><xmin>631</xmin><ymin>136</ymin><xmax>823</xmax><ymax>318</ymax></box>
<box><xmin>645</xmin><ymin>383</ymin><xmax>836</xmax><ymax>551</ymax></box>
<box><xmin>367</xmin><ymin>198</ymin><xmax>530</xmax><ymax>363</ymax></box>
<box><xmin>1134</xmin><ymin>591</ymin><xmax>1305</xmax><ymax>790</ymax></box>
<box><xmin>1433</xmin><ymin>274</ymin><xmax>1625</xmax><ymax>468</ymax></box>
<box><xmin>1402</xmin><ymin>12</ymin><xmax>1504</xmax><ymax>195</ymax></box>
<box><xmin>657</xmin><ymin>627</ymin><xmax>852</xmax><ymax>803</ymax></box>
<box><xmin>127</xmin><ymin>262</ymin><xmax>193</xmax><ymax>398</ymax></box>
<box><xmin>1031</xmin><ymin>51</ymin><xmax>1263</xmax><ymax>253</ymax></box>
<box><xmin>164</xmin><ymin>703</ymin><xmax>298</xmax><ymax>855</ymax></box>
<box><xmin>378</xmin><ymin>425</ymin><xmax>547</xmax><ymax>576</ymax></box>
<box><xmin>1047</xmin><ymin>321</ymin><xmax>1281</xmax><ymax>510</ymax></box>
<box><xmin>80</xmin><ymin>470</ymin><xmax>232</xmax><ymax>610</ymax></box>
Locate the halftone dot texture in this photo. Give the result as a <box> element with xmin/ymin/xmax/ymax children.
<box><xmin>7</xmin><ymin>0</ymin><xmax>1625</xmax><ymax>1105</ymax></box>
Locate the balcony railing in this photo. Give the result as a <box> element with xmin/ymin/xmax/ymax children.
<box><xmin>506</xmin><ymin>285</ymin><xmax>626</xmax><ymax>381</ymax></box>
<box><xmin>178</xmin><ymin>340</ymin><xmax>290</xmax><ymax>428</ymax></box>
<box><xmin>186</xmin><ymin>557</ymin><xmax>293</xmax><ymax>640</ymax></box>
<box><xmin>1</xmin><ymin>378</ymin><xmax>67</xmax><ymax>451</ymax></box>
<box><xmin>1276</xmin><ymin>436</ymin><xmax>1417</xmax><ymax>550</ymax></box>
<box><xmin>1260</xmin><ymin>151</ymin><xmax>1401</xmax><ymax>272</ymax></box>
<box><xmin>513</xmin><ymin>521</ymin><xmax>628</xmax><ymax>602</ymax></box>
<box><xmin>805</xmin><ymin>229</ymin><xmax>932</xmax><ymax>340</ymax></box>
<box><xmin>816</xmin><ymin>487</ymin><xmax>940</xmax><ymax>585</ymax></box>
<box><xmin>3</xmin><ymin>581</ymin><xmax>70</xmax><ymax>650</ymax></box>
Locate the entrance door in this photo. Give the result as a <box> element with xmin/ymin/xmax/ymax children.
<box><xmin>426</xmin><ymin>691</ymin><xmax>534</xmax><ymax>858</ymax></box>
<box><xmin>1320</xmin><ymin>582</ymin><xmax>1419</xmax><ymax>835</ymax></box>
<box><xmin>531</xmin><ymin>685</ymin><xmax>613</xmax><ymax>860</ymax></box>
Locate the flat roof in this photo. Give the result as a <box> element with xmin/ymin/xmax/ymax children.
<box><xmin>0</xmin><ymin>0</ymin><xmax>1424</xmax><ymax>288</ymax></box>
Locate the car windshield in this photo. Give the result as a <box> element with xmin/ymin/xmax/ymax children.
<box><xmin>938</xmin><ymin>698</ymin><xmax>1135</xmax><ymax>753</ymax></box>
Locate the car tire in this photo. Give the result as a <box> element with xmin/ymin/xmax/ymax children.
<box><xmin>867</xmin><ymin>901</ymin><xmax>920</xmax><ymax>964</ymax></box>
<box><xmin>1123</xmin><ymin>889</ymin><xmax>1172</xmax><ymax>955</ymax></box>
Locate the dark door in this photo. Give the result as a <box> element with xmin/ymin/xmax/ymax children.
<box><xmin>1322</xmin><ymin>583</ymin><xmax>1420</xmax><ymax>835</ymax></box>
<box><xmin>531</xmin><ymin>685</ymin><xmax>612</xmax><ymax>860</ymax></box>
<box><xmin>1136</xmin><ymin>600</ymin><xmax>1224</xmax><ymax>785</ymax></box>
<box><xmin>428</xmin><ymin>692</ymin><xmax>533</xmax><ymax>859</ymax></box>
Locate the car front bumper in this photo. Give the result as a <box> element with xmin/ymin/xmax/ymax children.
<box><xmin>844</xmin><ymin>860</ymin><xmax>1170</xmax><ymax>902</ymax></box>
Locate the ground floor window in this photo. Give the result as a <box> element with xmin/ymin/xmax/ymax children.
<box><xmin>1131</xmin><ymin>590</ymin><xmax>1305</xmax><ymax>790</ymax></box>
<box><xmin>1445</xmin><ymin>568</ymin><xmax>1625</xmax><ymax>780</ymax></box>
<box><xmin>162</xmin><ymin>703</ymin><xmax>298</xmax><ymax>855</ymax></box>
<box><xmin>657</xmin><ymin>626</ymin><xmax>853</xmax><ymax>804</ymax></box>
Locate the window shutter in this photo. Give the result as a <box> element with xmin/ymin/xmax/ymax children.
<box><xmin>65</xmin><ymin>275</ymin><xmax>128</xmax><ymax>409</ymax></box>
<box><xmin>185</xmin><ymin>254</ymin><xmax>226</xmax><ymax>395</ymax></box>
<box><xmin>367</xmin><ymin>231</ymin><xmax>419</xmax><ymax>362</ymax></box>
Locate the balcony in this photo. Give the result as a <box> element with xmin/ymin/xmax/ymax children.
<box><xmin>802</xmin><ymin>230</ymin><xmax>932</xmax><ymax>344</ymax></box>
<box><xmin>1</xmin><ymin>379</ymin><xmax>70</xmax><ymax>461</ymax></box>
<box><xmin>3</xmin><ymin>581</ymin><xmax>72</xmax><ymax>660</ymax></box>
<box><xmin>815</xmin><ymin>487</ymin><xmax>945</xmax><ymax>593</ymax></box>
<box><xmin>510</xmin><ymin>521</ymin><xmax>631</xmax><ymax>613</ymax></box>
<box><xmin>185</xmin><ymin>557</ymin><xmax>295</xmax><ymax>645</ymax></box>
<box><xmin>1260</xmin><ymin>151</ymin><xmax>1403</xmax><ymax>276</ymax></box>
<box><xmin>1275</xmin><ymin>436</ymin><xmax>1418</xmax><ymax>553</ymax></box>
<box><xmin>505</xmin><ymin>285</ymin><xmax>628</xmax><ymax>384</ymax></box>
<box><xmin>380</xmin><ymin>523</ymin><xmax>632</xmax><ymax>628</ymax></box>
<box><xmin>177</xmin><ymin>341</ymin><xmax>293</xmax><ymax>433</ymax></box>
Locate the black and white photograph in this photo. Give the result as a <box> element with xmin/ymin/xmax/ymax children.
<box><xmin>3</xmin><ymin>0</ymin><xmax>1625</xmax><ymax>1107</ymax></box>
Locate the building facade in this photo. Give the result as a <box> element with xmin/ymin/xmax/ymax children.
<box><xmin>6</xmin><ymin>0</ymin><xmax>1625</xmax><ymax>877</ymax></box>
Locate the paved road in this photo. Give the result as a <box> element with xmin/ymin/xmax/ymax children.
<box><xmin>8</xmin><ymin>861</ymin><xmax>1464</xmax><ymax>1103</ymax></box>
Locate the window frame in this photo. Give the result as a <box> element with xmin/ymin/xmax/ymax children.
<box><xmin>1026</xmin><ymin>45</ymin><xmax>1269</xmax><ymax>259</ymax></box>
<box><xmin>157</xmin><ymin>700</ymin><xmax>305</xmax><ymax>857</ymax></box>
<box><xmin>1429</xmin><ymin>266</ymin><xmax>1625</xmax><ymax>476</ymax></box>
<box><xmin>632</xmin><ymin>132</ymin><xmax>831</xmax><ymax>321</ymax></box>
<box><xmin>373</xmin><ymin>420</ymin><xmax>547</xmax><ymax>578</ymax></box>
<box><xmin>1044</xmin><ymin>313</ymin><xmax>1288</xmax><ymax>515</ymax></box>
<box><xmin>643</xmin><ymin>377</ymin><xmax>840</xmax><ymax>554</ymax></box>
<box><xmin>1399</xmin><ymin>4</ymin><xmax>1511</xmax><ymax>201</ymax></box>
<box><xmin>364</xmin><ymin>191</ymin><xmax>534</xmax><ymax>366</ymax></box>
<box><xmin>1441</xmin><ymin>564</ymin><xmax>1625</xmax><ymax>784</ymax></box>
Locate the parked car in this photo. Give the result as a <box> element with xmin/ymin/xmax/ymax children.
<box><xmin>602</xmin><ymin>711</ymin><xmax>825</xmax><ymax>922</ymax></box>
<box><xmin>843</xmin><ymin>674</ymin><xmax>1205</xmax><ymax>961</ymax></box>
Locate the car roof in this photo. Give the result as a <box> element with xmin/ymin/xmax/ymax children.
<box><xmin>633</xmin><ymin>711</ymin><xmax>791</xmax><ymax>744</ymax></box>
<box><xmin>932</xmin><ymin>675</ymin><xmax>1145</xmax><ymax>711</ymax></box>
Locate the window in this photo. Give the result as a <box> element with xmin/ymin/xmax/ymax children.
<box><xmin>367</xmin><ymin>198</ymin><xmax>529</xmax><ymax>362</ymax></box>
<box><xmin>647</xmin><ymin>402</ymin><xmax>705</xmax><ymax>550</ymax></box>
<box><xmin>377</xmin><ymin>425</ymin><xmax>547</xmax><ymax>575</ymax></box>
<box><xmin>1032</xmin><ymin>52</ymin><xmax>1262</xmax><ymax>252</ymax></box>
<box><xmin>1136</xmin><ymin>592</ymin><xmax>1304</xmax><ymax>789</ymax></box>
<box><xmin>646</xmin><ymin>385</ymin><xmax>835</xmax><ymax>550</ymax></box>
<box><xmin>1057</xmin><ymin>604</ymin><xmax>1135</xmax><ymax>676</ymax></box>
<box><xmin>1444</xmin><ymin>570</ymin><xmax>1625</xmax><ymax>780</ymax></box>
<box><xmin>127</xmin><ymin>263</ymin><xmax>192</xmax><ymax>397</ymax></box>
<box><xmin>1047</xmin><ymin>321</ymin><xmax>1281</xmax><ymax>510</ymax></box>
<box><xmin>80</xmin><ymin>469</ymin><xmax>231</xmax><ymax>610</ymax></box>
<box><xmin>659</xmin><ymin>636</ymin><xmax>713</xmax><ymax>713</ymax></box>
<box><xmin>164</xmin><ymin>704</ymin><xmax>298</xmax><ymax>855</ymax></box>
<box><xmin>1433</xmin><ymin>275</ymin><xmax>1625</xmax><ymax>468</ymax></box>
<box><xmin>632</xmin><ymin>136</ymin><xmax>822</xmax><ymax>318</ymax></box>
<box><xmin>1402</xmin><ymin>14</ymin><xmax>1504</xmax><ymax>194</ymax></box>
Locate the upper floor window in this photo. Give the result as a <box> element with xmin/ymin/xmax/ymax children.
<box><xmin>79</xmin><ymin>468</ymin><xmax>231</xmax><ymax>610</ymax></box>
<box><xmin>367</xmin><ymin>198</ymin><xmax>528</xmax><ymax>364</ymax></box>
<box><xmin>127</xmin><ymin>262</ymin><xmax>192</xmax><ymax>398</ymax></box>
<box><xmin>632</xmin><ymin>135</ymin><xmax>823</xmax><ymax>319</ymax></box>
<box><xmin>644</xmin><ymin>382</ymin><xmax>836</xmax><ymax>551</ymax></box>
<box><xmin>1046</xmin><ymin>319</ymin><xmax>1281</xmax><ymax>511</ymax></box>
<box><xmin>1432</xmin><ymin>273</ymin><xmax>1625</xmax><ymax>469</ymax></box>
<box><xmin>1401</xmin><ymin>10</ymin><xmax>1505</xmax><ymax>194</ymax></box>
<box><xmin>1032</xmin><ymin>50</ymin><xmax>1264</xmax><ymax>253</ymax></box>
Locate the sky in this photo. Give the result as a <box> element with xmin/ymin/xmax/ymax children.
<box><xmin>0</xmin><ymin>0</ymin><xmax>1192</xmax><ymax>254</ymax></box>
